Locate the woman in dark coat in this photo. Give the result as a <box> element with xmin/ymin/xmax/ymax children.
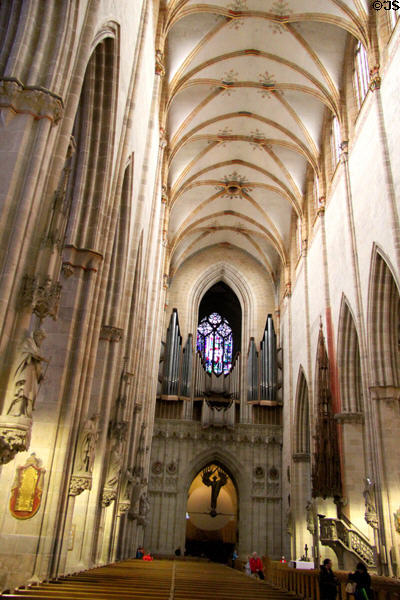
<box><xmin>319</xmin><ymin>559</ymin><xmax>339</xmax><ymax>600</ymax></box>
<box><xmin>349</xmin><ymin>562</ymin><xmax>372</xmax><ymax>600</ymax></box>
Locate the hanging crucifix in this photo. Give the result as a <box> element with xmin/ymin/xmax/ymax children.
<box><xmin>202</xmin><ymin>466</ymin><xmax>228</xmax><ymax>517</ymax></box>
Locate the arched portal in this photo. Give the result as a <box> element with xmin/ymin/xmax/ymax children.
<box><xmin>185</xmin><ymin>462</ymin><xmax>238</xmax><ymax>562</ymax></box>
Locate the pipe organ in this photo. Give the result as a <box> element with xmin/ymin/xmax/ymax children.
<box><xmin>247</xmin><ymin>314</ymin><xmax>282</xmax><ymax>405</ymax></box>
<box><xmin>158</xmin><ymin>309</ymin><xmax>282</xmax><ymax>420</ymax></box>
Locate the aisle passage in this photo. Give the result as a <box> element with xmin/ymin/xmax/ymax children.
<box><xmin>0</xmin><ymin>559</ymin><xmax>298</xmax><ymax>600</ymax></box>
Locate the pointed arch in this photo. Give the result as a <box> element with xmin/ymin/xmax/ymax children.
<box><xmin>312</xmin><ymin>326</ymin><xmax>342</xmax><ymax>499</ymax></box>
<box><xmin>103</xmin><ymin>158</ymin><xmax>133</xmax><ymax>327</ymax></box>
<box><xmin>337</xmin><ymin>296</ymin><xmax>363</xmax><ymax>413</ymax></box>
<box><xmin>294</xmin><ymin>366</ymin><xmax>310</xmax><ymax>456</ymax></box>
<box><xmin>179</xmin><ymin>446</ymin><xmax>248</xmax><ymax>501</ymax></box>
<box><xmin>187</xmin><ymin>261</ymin><xmax>254</xmax><ymax>345</ymax></box>
<box><xmin>368</xmin><ymin>245</ymin><xmax>400</xmax><ymax>387</ymax></box>
<box><xmin>65</xmin><ymin>32</ymin><xmax>119</xmax><ymax>251</ymax></box>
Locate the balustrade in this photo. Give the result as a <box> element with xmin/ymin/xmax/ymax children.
<box><xmin>263</xmin><ymin>559</ymin><xmax>400</xmax><ymax>600</ymax></box>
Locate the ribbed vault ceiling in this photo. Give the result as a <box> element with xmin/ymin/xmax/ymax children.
<box><xmin>164</xmin><ymin>0</ymin><xmax>369</xmax><ymax>286</ymax></box>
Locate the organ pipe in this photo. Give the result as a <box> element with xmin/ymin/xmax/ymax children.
<box><xmin>179</xmin><ymin>334</ymin><xmax>193</xmax><ymax>399</ymax></box>
<box><xmin>247</xmin><ymin>338</ymin><xmax>258</xmax><ymax>402</ymax></box>
<box><xmin>161</xmin><ymin>309</ymin><xmax>182</xmax><ymax>399</ymax></box>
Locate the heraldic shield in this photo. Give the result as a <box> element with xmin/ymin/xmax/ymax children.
<box><xmin>9</xmin><ymin>453</ymin><xmax>45</xmax><ymax>519</ymax></box>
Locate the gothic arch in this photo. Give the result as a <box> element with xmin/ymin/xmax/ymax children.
<box><xmin>187</xmin><ymin>262</ymin><xmax>254</xmax><ymax>347</ymax></box>
<box><xmin>292</xmin><ymin>366</ymin><xmax>312</xmax><ymax>558</ymax></box>
<box><xmin>65</xmin><ymin>32</ymin><xmax>119</xmax><ymax>252</ymax></box>
<box><xmin>179</xmin><ymin>446</ymin><xmax>250</xmax><ymax>505</ymax></box>
<box><xmin>337</xmin><ymin>296</ymin><xmax>363</xmax><ymax>413</ymax></box>
<box><xmin>102</xmin><ymin>158</ymin><xmax>133</xmax><ymax>327</ymax></box>
<box><xmin>368</xmin><ymin>245</ymin><xmax>400</xmax><ymax>387</ymax></box>
<box><xmin>294</xmin><ymin>366</ymin><xmax>310</xmax><ymax>456</ymax></box>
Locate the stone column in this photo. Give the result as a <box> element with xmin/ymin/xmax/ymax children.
<box><xmin>369</xmin><ymin>386</ymin><xmax>400</xmax><ymax>575</ymax></box>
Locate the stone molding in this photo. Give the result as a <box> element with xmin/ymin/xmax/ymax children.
<box><xmin>0</xmin><ymin>77</ymin><xmax>63</xmax><ymax>124</ymax></box>
<box><xmin>369</xmin><ymin>386</ymin><xmax>400</xmax><ymax>402</ymax></box>
<box><xmin>152</xmin><ymin>420</ymin><xmax>282</xmax><ymax>445</ymax></box>
<box><xmin>62</xmin><ymin>245</ymin><xmax>103</xmax><ymax>277</ymax></box>
<box><xmin>0</xmin><ymin>416</ymin><xmax>32</xmax><ymax>464</ymax></box>
<box><xmin>292</xmin><ymin>452</ymin><xmax>310</xmax><ymax>463</ymax></box>
<box><xmin>69</xmin><ymin>475</ymin><xmax>92</xmax><ymax>496</ymax></box>
<box><xmin>100</xmin><ymin>325</ymin><xmax>123</xmax><ymax>343</ymax></box>
<box><xmin>20</xmin><ymin>275</ymin><xmax>62</xmax><ymax>321</ymax></box>
<box><xmin>335</xmin><ymin>411</ymin><xmax>364</xmax><ymax>424</ymax></box>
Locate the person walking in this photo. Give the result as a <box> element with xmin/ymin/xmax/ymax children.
<box><xmin>319</xmin><ymin>558</ymin><xmax>338</xmax><ymax>600</ymax></box>
<box><xmin>249</xmin><ymin>552</ymin><xmax>265</xmax><ymax>580</ymax></box>
<box><xmin>231</xmin><ymin>548</ymin><xmax>238</xmax><ymax>569</ymax></box>
<box><xmin>348</xmin><ymin>562</ymin><xmax>372</xmax><ymax>600</ymax></box>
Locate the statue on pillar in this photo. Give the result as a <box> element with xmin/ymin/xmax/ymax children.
<box><xmin>6</xmin><ymin>330</ymin><xmax>47</xmax><ymax>418</ymax></box>
<box><xmin>137</xmin><ymin>491</ymin><xmax>150</xmax><ymax>526</ymax></box>
<box><xmin>363</xmin><ymin>478</ymin><xmax>379</xmax><ymax>529</ymax></box>
<box><xmin>75</xmin><ymin>414</ymin><xmax>100</xmax><ymax>474</ymax></box>
<box><xmin>306</xmin><ymin>500</ymin><xmax>316</xmax><ymax>535</ymax></box>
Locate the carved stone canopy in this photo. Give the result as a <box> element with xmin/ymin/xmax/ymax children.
<box><xmin>102</xmin><ymin>488</ymin><xmax>117</xmax><ymax>508</ymax></box>
<box><xmin>20</xmin><ymin>275</ymin><xmax>62</xmax><ymax>322</ymax></box>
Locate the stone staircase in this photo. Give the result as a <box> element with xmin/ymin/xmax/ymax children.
<box><xmin>1</xmin><ymin>559</ymin><xmax>299</xmax><ymax>600</ymax></box>
<box><xmin>319</xmin><ymin>517</ymin><xmax>375</xmax><ymax>568</ymax></box>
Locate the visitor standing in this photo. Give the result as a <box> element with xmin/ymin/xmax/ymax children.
<box><xmin>319</xmin><ymin>558</ymin><xmax>338</xmax><ymax>600</ymax></box>
<box><xmin>348</xmin><ymin>562</ymin><xmax>372</xmax><ymax>600</ymax></box>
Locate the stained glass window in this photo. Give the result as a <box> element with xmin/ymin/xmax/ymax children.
<box><xmin>196</xmin><ymin>313</ymin><xmax>233</xmax><ymax>375</ymax></box>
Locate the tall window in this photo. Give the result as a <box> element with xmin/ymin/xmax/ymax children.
<box><xmin>331</xmin><ymin>116</ymin><xmax>341</xmax><ymax>171</ymax></box>
<box><xmin>197</xmin><ymin>313</ymin><xmax>233</xmax><ymax>375</ymax></box>
<box><xmin>354</xmin><ymin>41</ymin><xmax>370</xmax><ymax>109</ymax></box>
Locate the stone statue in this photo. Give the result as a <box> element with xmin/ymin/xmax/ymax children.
<box><xmin>306</xmin><ymin>500</ymin><xmax>316</xmax><ymax>535</ymax></box>
<box><xmin>202</xmin><ymin>466</ymin><xmax>228</xmax><ymax>512</ymax></box>
<box><xmin>120</xmin><ymin>468</ymin><xmax>134</xmax><ymax>503</ymax></box>
<box><xmin>363</xmin><ymin>478</ymin><xmax>379</xmax><ymax>529</ymax></box>
<box><xmin>137</xmin><ymin>492</ymin><xmax>150</xmax><ymax>526</ymax></box>
<box><xmin>75</xmin><ymin>414</ymin><xmax>99</xmax><ymax>473</ymax></box>
<box><xmin>286</xmin><ymin>507</ymin><xmax>293</xmax><ymax>536</ymax></box>
<box><xmin>117</xmin><ymin>468</ymin><xmax>135</xmax><ymax>514</ymax></box>
<box><xmin>105</xmin><ymin>423</ymin><xmax>126</xmax><ymax>489</ymax></box>
<box><xmin>6</xmin><ymin>330</ymin><xmax>46</xmax><ymax>418</ymax></box>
